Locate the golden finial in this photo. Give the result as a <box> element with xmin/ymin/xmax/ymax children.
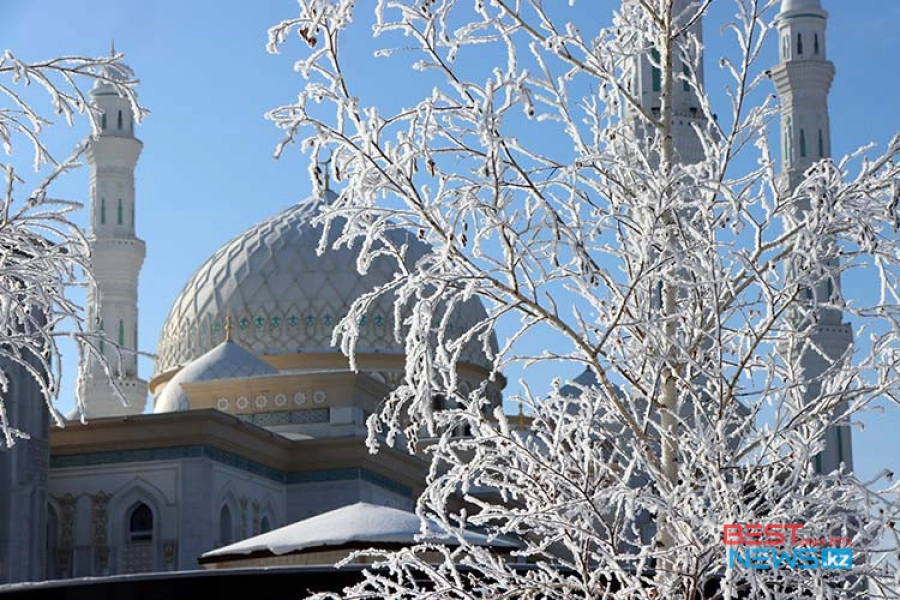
<box><xmin>517</xmin><ymin>402</ymin><xmax>525</xmax><ymax>431</ymax></box>
<box><xmin>110</xmin><ymin>39</ymin><xmax>117</xmax><ymax>57</ymax></box>
<box><xmin>324</xmin><ymin>154</ymin><xmax>331</xmax><ymax>191</ymax></box>
<box><xmin>224</xmin><ymin>313</ymin><xmax>233</xmax><ymax>342</ymax></box>
<box><xmin>317</xmin><ymin>151</ymin><xmax>333</xmax><ymax>192</ymax></box>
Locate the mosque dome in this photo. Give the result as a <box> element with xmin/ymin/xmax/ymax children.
<box><xmin>153</xmin><ymin>191</ymin><xmax>494</xmax><ymax>380</ymax></box>
<box><xmin>155</xmin><ymin>340</ymin><xmax>278</xmax><ymax>413</ymax></box>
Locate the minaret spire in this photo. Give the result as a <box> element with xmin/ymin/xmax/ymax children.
<box><xmin>773</xmin><ymin>0</ymin><xmax>853</xmax><ymax>473</ymax></box>
<box><xmin>82</xmin><ymin>58</ymin><xmax>147</xmax><ymax>417</ymax></box>
<box><xmin>628</xmin><ymin>0</ymin><xmax>707</xmax><ymax>164</ymax></box>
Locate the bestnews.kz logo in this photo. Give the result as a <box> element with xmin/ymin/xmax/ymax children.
<box><xmin>724</xmin><ymin>524</ymin><xmax>852</xmax><ymax>570</ymax></box>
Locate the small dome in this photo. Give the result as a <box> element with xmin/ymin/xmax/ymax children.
<box><xmin>781</xmin><ymin>0</ymin><xmax>823</xmax><ymax>13</ymax></box>
<box><xmin>154</xmin><ymin>340</ymin><xmax>278</xmax><ymax>413</ymax></box>
<box><xmin>154</xmin><ymin>191</ymin><xmax>495</xmax><ymax>377</ymax></box>
<box><xmin>559</xmin><ymin>367</ymin><xmax>599</xmax><ymax>398</ymax></box>
<box><xmin>91</xmin><ymin>79</ymin><xmax>116</xmax><ymax>93</ymax></box>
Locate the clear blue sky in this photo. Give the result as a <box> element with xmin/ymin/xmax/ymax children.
<box><xmin>3</xmin><ymin>1</ymin><xmax>897</xmax><ymax>484</ymax></box>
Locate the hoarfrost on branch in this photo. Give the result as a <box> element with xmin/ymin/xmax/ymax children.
<box><xmin>0</xmin><ymin>49</ymin><xmax>145</xmax><ymax>446</ymax></box>
<box><xmin>269</xmin><ymin>0</ymin><xmax>900</xmax><ymax>597</ymax></box>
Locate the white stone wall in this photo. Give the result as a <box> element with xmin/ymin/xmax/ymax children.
<box><xmin>287</xmin><ymin>479</ymin><xmax>412</xmax><ymax>524</ymax></box>
<box><xmin>48</xmin><ymin>461</ymin><xmax>178</xmax><ymax>577</ymax></box>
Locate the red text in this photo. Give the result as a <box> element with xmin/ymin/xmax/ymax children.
<box><xmin>722</xmin><ymin>524</ymin><xmax>805</xmax><ymax>546</ymax></box>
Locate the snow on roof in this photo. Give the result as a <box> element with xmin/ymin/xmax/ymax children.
<box><xmin>202</xmin><ymin>502</ymin><xmax>519</xmax><ymax>559</ymax></box>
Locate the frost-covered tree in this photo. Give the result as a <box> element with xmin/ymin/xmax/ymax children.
<box><xmin>0</xmin><ymin>49</ymin><xmax>143</xmax><ymax>447</ymax></box>
<box><xmin>268</xmin><ymin>0</ymin><xmax>900</xmax><ymax>597</ymax></box>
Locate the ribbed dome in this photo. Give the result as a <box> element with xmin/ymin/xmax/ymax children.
<box><xmin>154</xmin><ymin>191</ymin><xmax>494</xmax><ymax>376</ymax></box>
<box><xmin>155</xmin><ymin>340</ymin><xmax>278</xmax><ymax>412</ymax></box>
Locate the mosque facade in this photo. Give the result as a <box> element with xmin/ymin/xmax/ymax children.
<box><xmin>0</xmin><ymin>0</ymin><xmax>853</xmax><ymax>585</ymax></box>
<box><xmin>34</xmin><ymin>74</ymin><xmax>501</xmax><ymax>577</ymax></box>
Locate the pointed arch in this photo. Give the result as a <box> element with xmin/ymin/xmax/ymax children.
<box><xmin>818</xmin><ymin>129</ymin><xmax>825</xmax><ymax>157</ymax></box>
<box><xmin>797</xmin><ymin>32</ymin><xmax>803</xmax><ymax>55</ymax></box>
<box><xmin>117</xmin><ymin>198</ymin><xmax>123</xmax><ymax>225</ymax></box>
<box><xmin>216</xmin><ymin>486</ymin><xmax>240</xmax><ymax>546</ymax></box>
<box><xmin>107</xmin><ymin>477</ymin><xmax>169</xmax><ymax>573</ymax></box>
<box><xmin>259</xmin><ymin>515</ymin><xmax>272</xmax><ymax>534</ymax></box>
<box><xmin>219</xmin><ymin>505</ymin><xmax>234</xmax><ymax>546</ymax></box>
<box><xmin>107</xmin><ymin>481</ymin><xmax>166</xmax><ymax>574</ymax></box>
<box><xmin>100</xmin><ymin>198</ymin><xmax>106</xmax><ymax>224</ymax></box>
<box><xmin>814</xmin><ymin>32</ymin><xmax>820</xmax><ymax>55</ymax></box>
<box><xmin>127</xmin><ymin>502</ymin><xmax>153</xmax><ymax>542</ymax></box>
<box><xmin>258</xmin><ymin>497</ymin><xmax>280</xmax><ymax>537</ymax></box>
<box><xmin>117</xmin><ymin>110</ymin><xmax>123</xmax><ymax>130</ymax></box>
<box><xmin>800</xmin><ymin>129</ymin><xmax>807</xmax><ymax>158</ymax></box>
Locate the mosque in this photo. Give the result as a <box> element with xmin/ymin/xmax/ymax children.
<box><xmin>0</xmin><ymin>0</ymin><xmax>854</xmax><ymax>587</ymax></box>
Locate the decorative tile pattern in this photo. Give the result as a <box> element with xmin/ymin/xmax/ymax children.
<box><xmin>289</xmin><ymin>408</ymin><xmax>329</xmax><ymax>424</ymax></box>
<box><xmin>50</xmin><ymin>444</ymin><xmax>411</xmax><ymax>497</ymax></box>
<box><xmin>252</xmin><ymin>411</ymin><xmax>291</xmax><ymax>427</ymax></box>
<box><xmin>154</xmin><ymin>193</ymin><xmax>496</xmax><ymax>375</ymax></box>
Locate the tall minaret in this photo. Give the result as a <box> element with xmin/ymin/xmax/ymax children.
<box><xmin>630</xmin><ymin>0</ymin><xmax>707</xmax><ymax>164</ymax></box>
<box><xmin>773</xmin><ymin>0</ymin><xmax>853</xmax><ymax>473</ymax></box>
<box><xmin>81</xmin><ymin>71</ymin><xmax>147</xmax><ymax>416</ymax></box>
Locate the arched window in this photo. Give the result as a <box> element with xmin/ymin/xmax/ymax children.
<box><xmin>117</xmin><ymin>198</ymin><xmax>123</xmax><ymax>224</ymax></box>
<box><xmin>682</xmin><ymin>63</ymin><xmax>691</xmax><ymax>93</ymax></box>
<box><xmin>797</xmin><ymin>32</ymin><xmax>803</xmax><ymax>55</ymax></box>
<box><xmin>799</xmin><ymin>129</ymin><xmax>807</xmax><ymax>158</ymax></box>
<box><xmin>219</xmin><ymin>505</ymin><xmax>233</xmax><ymax>545</ymax></box>
<box><xmin>101</xmin><ymin>113</ymin><xmax>107</xmax><ymax>130</ymax></box>
<box><xmin>650</xmin><ymin>49</ymin><xmax>661</xmax><ymax>92</ymax></box>
<box><xmin>100</xmin><ymin>198</ymin><xmax>106</xmax><ymax>224</ymax></box>
<box><xmin>260</xmin><ymin>516</ymin><xmax>272</xmax><ymax>534</ymax></box>
<box><xmin>818</xmin><ymin>129</ymin><xmax>825</xmax><ymax>157</ymax></box>
<box><xmin>784</xmin><ymin>117</ymin><xmax>793</xmax><ymax>165</ymax></box>
<box><xmin>128</xmin><ymin>503</ymin><xmax>153</xmax><ymax>542</ymax></box>
<box><xmin>122</xmin><ymin>501</ymin><xmax>155</xmax><ymax>574</ymax></box>
<box><xmin>117</xmin><ymin>110</ymin><xmax>123</xmax><ymax>130</ymax></box>
<box><xmin>118</xmin><ymin>320</ymin><xmax>125</xmax><ymax>346</ymax></box>
<box><xmin>836</xmin><ymin>428</ymin><xmax>845</xmax><ymax>462</ymax></box>
<box><xmin>814</xmin><ymin>33</ymin><xmax>820</xmax><ymax>55</ymax></box>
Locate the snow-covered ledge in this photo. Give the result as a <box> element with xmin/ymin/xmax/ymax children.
<box><xmin>199</xmin><ymin>502</ymin><xmax>520</xmax><ymax>570</ymax></box>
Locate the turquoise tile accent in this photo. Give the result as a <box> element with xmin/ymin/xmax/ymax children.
<box><xmin>51</xmin><ymin>445</ymin><xmax>412</xmax><ymax>498</ymax></box>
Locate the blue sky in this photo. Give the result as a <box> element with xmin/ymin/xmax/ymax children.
<box><xmin>2</xmin><ymin>1</ymin><xmax>898</xmax><ymax>484</ymax></box>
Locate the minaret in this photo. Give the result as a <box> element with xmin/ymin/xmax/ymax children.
<box><xmin>630</xmin><ymin>0</ymin><xmax>707</xmax><ymax>164</ymax></box>
<box><xmin>773</xmin><ymin>0</ymin><xmax>853</xmax><ymax>473</ymax></box>
<box><xmin>81</xmin><ymin>70</ymin><xmax>147</xmax><ymax>416</ymax></box>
